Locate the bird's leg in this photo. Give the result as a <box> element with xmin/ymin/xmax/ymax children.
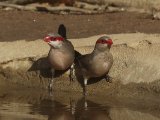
<box><xmin>84</xmin><ymin>97</ymin><xmax>88</xmax><ymax>111</ymax></box>
<box><xmin>105</xmin><ymin>74</ymin><xmax>112</xmax><ymax>83</ymax></box>
<box><xmin>83</xmin><ymin>78</ymin><xmax>88</xmax><ymax>96</ymax></box>
<box><xmin>69</xmin><ymin>63</ymin><xmax>75</xmax><ymax>84</ymax></box>
<box><xmin>70</xmin><ymin>98</ymin><xmax>76</xmax><ymax>115</ymax></box>
<box><xmin>48</xmin><ymin>68</ymin><xmax>55</xmax><ymax>91</ymax></box>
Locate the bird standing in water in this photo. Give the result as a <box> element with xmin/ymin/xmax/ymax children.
<box><xmin>44</xmin><ymin>33</ymin><xmax>75</xmax><ymax>90</ymax></box>
<box><xmin>78</xmin><ymin>36</ymin><xmax>113</xmax><ymax>95</ymax></box>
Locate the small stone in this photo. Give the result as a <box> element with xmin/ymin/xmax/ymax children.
<box><xmin>4</xmin><ymin>7</ymin><xmax>14</xmax><ymax>11</ymax></box>
<box><xmin>87</xmin><ymin>19</ymin><xmax>91</xmax><ymax>22</ymax></box>
<box><xmin>153</xmin><ymin>12</ymin><xmax>160</xmax><ymax>20</ymax></box>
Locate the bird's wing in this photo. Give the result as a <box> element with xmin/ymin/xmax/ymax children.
<box><xmin>78</xmin><ymin>54</ymin><xmax>92</xmax><ymax>70</ymax></box>
<box><xmin>63</xmin><ymin>40</ymin><xmax>75</xmax><ymax>54</ymax></box>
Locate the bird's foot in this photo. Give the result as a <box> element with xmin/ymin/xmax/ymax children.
<box><xmin>69</xmin><ymin>74</ymin><xmax>76</xmax><ymax>84</ymax></box>
<box><xmin>105</xmin><ymin>75</ymin><xmax>112</xmax><ymax>83</ymax></box>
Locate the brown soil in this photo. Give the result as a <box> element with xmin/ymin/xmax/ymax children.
<box><xmin>0</xmin><ymin>10</ymin><xmax>160</xmax><ymax>41</ymax></box>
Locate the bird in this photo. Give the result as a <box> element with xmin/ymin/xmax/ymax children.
<box><xmin>77</xmin><ymin>36</ymin><xmax>113</xmax><ymax>95</ymax></box>
<box><xmin>44</xmin><ymin>33</ymin><xmax>75</xmax><ymax>90</ymax></box>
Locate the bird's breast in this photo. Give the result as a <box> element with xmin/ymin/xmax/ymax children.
<box><xmin>91</xmin><ymin>62</ymin><xmax>110</xmax><ymax>76</ymax></box>
<box><xmin>48</xmin><ymin>49</ymin><xmax>74</xmax><ymax>70</ymax></box>
<box><xmin>90</xmin><ymin>53</ymin><xmax>112</xmax><ymax>76</ymax></box>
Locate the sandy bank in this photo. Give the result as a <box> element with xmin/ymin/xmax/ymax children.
<box><xmin>1</xmin><ymin>33</ymin><xmax>160</xmax><ymax>96</ymax></box>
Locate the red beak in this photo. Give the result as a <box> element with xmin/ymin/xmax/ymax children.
<box><xmin>107</xmin><ymin>39</ymin><xmax>113</xmax><ymax>45</ymax></box>
<box><xmin>44</xmin><ymin>36</ymin><xmax>51</xmax><ymax>42</ymax></box>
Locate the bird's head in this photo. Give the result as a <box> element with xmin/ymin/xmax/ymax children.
<box><xmin>44</xmin><ymin>33</ymin><xmax>64</xmax><ymax>48</ymax></box>
<box><xmin>95</xmin><ymin>36</ymin><xmax>113</xmax><ymax>51</ymax></box>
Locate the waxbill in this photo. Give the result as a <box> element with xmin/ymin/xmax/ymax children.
<box><xmin>78</xmin><ymin>36</ymin><xmax>113</xmax><ymax>94</ymax></box>
<box><xmin>44</xmin><ymin>33</ymin><xmax>75</xmax><ymax>90</ymax></box>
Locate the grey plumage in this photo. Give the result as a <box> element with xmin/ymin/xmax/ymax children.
<box><xmin>44</xmin><ymin>33</ymin><xmax>75</xmax><ymax>90</ymax></box>
<box><xmin>77</xmin><ymin>36</ymin><xmax>113</xmax><ymax>95</ymax></box>
<box><xmin>48</xmin><ymin>38</ymin><xmax>75</xmax><ymax>70</ymax></box>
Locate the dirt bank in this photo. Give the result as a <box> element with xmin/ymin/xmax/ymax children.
<box><xmin>1</xmin><ymin>10</ymin><xmax>160</xmax><ymax>42</ymax></box>
<box><xmin>1</xmin><ymin>33</ymin><xmax>160</xmax><ymax>97</ymax></box>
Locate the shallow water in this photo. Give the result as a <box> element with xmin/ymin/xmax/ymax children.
<box><xmin>0</xmin><ymin>87</ymin><xmax>160</xmax><ymax>120</ymax></box>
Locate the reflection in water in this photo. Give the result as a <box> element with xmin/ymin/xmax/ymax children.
<box><xmin>34</xmin><ymin>98</ymin><xmax>111</xmax><ymax>120</ymax></box>
<box><xmin>0</xmin><ymin>90</ymin><xmax>160</xmax><ymax>120</ymax></box>
<box><xmin>74</xmin><ymin>98</ymin><xmax>111</xmax><ymax>120</ymax></box>
<box><xmin>0</xmin><ymin>102</ymin><xmax>47</xmax><ymax>120</ymax></box>
<box><xmin>32</xmin><ymin>99</ymin><xmax>75</xmax><ymax>120</ymax></box>
<box><xmin>48</xmin><ymin>111</ymin><xmax>74</xmax><ymax>120</ymax></box>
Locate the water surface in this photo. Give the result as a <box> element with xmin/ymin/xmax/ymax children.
<box><xmin>0</xmin><ymin>87</ymin><xmax>160</xmax><ymax>120</ymax></box>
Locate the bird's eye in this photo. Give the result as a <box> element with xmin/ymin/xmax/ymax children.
<box><xmin>102</xmin><ymin>40</ymin><xmax>105</xmax><ymax>43</ymax></box>
<box><xmin>52</xmin><ymin>38</ymin><xmax>57</xmax><ymax>41</ymax></box>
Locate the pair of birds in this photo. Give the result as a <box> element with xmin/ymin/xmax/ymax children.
<box><xmin>44</xmin><ymin>32</ymin><xmax>113</xmax><ymax>94</ymax></box>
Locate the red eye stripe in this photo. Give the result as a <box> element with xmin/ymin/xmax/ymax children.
<box><xmin>44</xmin><ymin>36</ymin><xmax>64</xmax><ymax>42</ymax></box>
<box><xmin>96</xmin><ymin>39</ymin><xmax>105</xmax><ymax>44</ymax></box>
<box><xmin>96</xmin><ymin>39</ymin><xmax>113</xmax><ymax>45</ymax></box>
<box><xmin>52</xmin><ymin>37</ymin><xmax>64</xmax><ymax>41</ymax></box>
